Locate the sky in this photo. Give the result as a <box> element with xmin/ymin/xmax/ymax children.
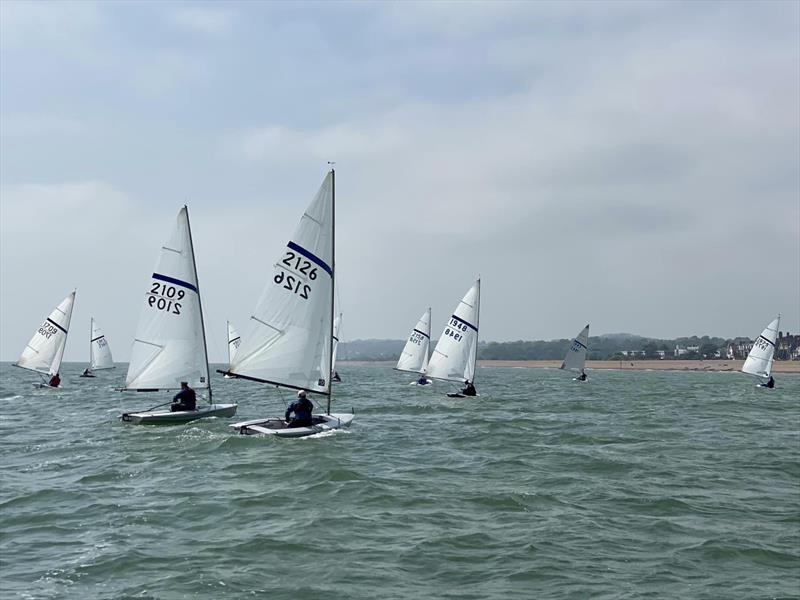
<box><xmin>1</xmin><ymin>0</ymin><xmax>798</xmax><ymax>363</ymax></box>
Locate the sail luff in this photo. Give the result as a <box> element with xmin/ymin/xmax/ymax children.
<box><xmin>183</xmin><ymin>206</ymin><xmax>212</xmax><ymax>403</ymax></box>
<box><xmin>326</xmin><ymin>168</ymin><xmax>335</xmax><ymax>415</ymax></box>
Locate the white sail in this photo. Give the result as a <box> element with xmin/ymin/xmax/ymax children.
<box><xmin>396</xmin><ymin>307</ymin><xmax>432</xmax><ymax>373</ymax></box>
<box><xmin>332</xmin><ymin>313</ymin><xmax>342</xmax><ymax>373</ymax></box>
<box><xmin>89</xmin><ymin>317</ymin><xmax>115</xmax><ymax>370</ymax></box>
<box><xmin>561</xmin><ymin>324</ymin><xmax>589</xmax><ymax>373</ymax></box>
<box><xmin>426</xmin><ymin>279</ymin><xmax>480</xmax><ymax>383</ymax></box>
<box><xmin>124</xmin><ymin>207</ymin><xmax>211</xmax><ymax>392</ymax></box>
<box><xmin>16</xmin><ymin>291</ymin><xmax>76</xmax><ymax>375</ymax></box>
<box><xmin>229</xmin><ymin>171</ymin><xmax>335</xmax><ymax>395</ymax></box>
<box><xmin>742</xmin><ymin>316</ymin><xmax>780</xmax><ymax>379</ymax></box>
<box><xmin>227</xmin><ymin>321</ymin><xmax>241</xmax><ymax>366</ymax></box>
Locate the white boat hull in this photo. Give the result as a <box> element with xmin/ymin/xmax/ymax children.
<box><xmin>121</xmin><ymin>403</ymin><xmax>238</xmax><ymax>425</ymax></box>
<box><xmin>231</xmin><ymin>413</ymin><xmax>354</xmax><ymax>438</ymax></box>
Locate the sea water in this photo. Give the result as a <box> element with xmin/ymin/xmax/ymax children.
<box><xmin>1</xmin><ymin>363</ymin><xmax>798</xmax><ymax>599</ymax></box>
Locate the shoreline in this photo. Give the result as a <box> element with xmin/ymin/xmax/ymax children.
<box><xmin>340</xmin><ymin>359</ymin><xmax>800</xmax><ymax>373</ymax></box>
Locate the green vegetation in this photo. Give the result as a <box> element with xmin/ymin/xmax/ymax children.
<box><xmin>338</xmin><ymin>334</ymin><xmax>734</xmax><ymax>362</ymax></box>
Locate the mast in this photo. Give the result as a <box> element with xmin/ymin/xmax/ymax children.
<box><xmin>184</xmin><ymin>205</ymin><xmax>213</xmax><ymax>404</ymax></box>
<box><xmin>226</xmin><ymin>320</ymin><xmax>231</xmax><ymax>366</ymax></box>
<box><xmin>89</xmin><ymin>317</ymin><xmax>94</xmax><ymax>369</ymax></box>
<box><xmin>327</xmin><ymin>167</ymin><xmax>335</xmax><ymax>415</ymax></box>
<box><xmin>473</xmin><ymin>278</ymin><xmax>480</xmax><ymax>384</ymax></box>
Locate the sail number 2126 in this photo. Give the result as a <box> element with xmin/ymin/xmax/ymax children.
<box><xmin>273</xmin><ymin>250</ymin><xmax>317</xmax><ymax>300</ymax></box>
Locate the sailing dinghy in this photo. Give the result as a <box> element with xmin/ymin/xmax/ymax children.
<box><xmin>221</xmin><ymin>169</ymin><xmax>354</xmax><ymax>437</ymax></box>
<box><xmin>81</xmin><ymin>318</ymin><xmax>115</xmax><ymax>377</ymax></box>
<box><xmin>223</xmin><ymin>321</ymin><xmax>241</xmax><ymax>379</ymax></box>
<box><xmin>396</xmin><ymin>308</ymin><xmax>432</xmax><ymax>385</ymax></box>
<box><xmin>561</xmin><ymin>324</ymin><xmax>589</xmax><ymax>381</ymax></box>
<box><xmin>15</xmin><ymin>291</ymin><xmax>76</xmax><ymax>388</ymax></box>
<box><xmin>426</xmin><ymin>279</ymin><xmax>481</xmax><ymax>398</ymax></box>
<box><xmin>742</xmin><ymin>315</ymin><xmax>780</xmax><ymax>388</ymax></box>
<box><xmin>120</xmin><ymin>207</ymin><xmax>237</xmax><ymax>424</ymax></box>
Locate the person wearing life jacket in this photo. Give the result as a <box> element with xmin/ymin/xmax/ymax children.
<box><xmin>171</xmin><ymin>382</ymin><xmax>197</xmax><ymax>412</ymax></box>
<box><xmin>48</xmin><ymin>373</ymin><xmax>61</xmax><ymax>387</ymax></box>
<box><xmin>460</xmin><ymin>380</ymin><xmax>477</xmax><ymax>396</ymax></box>
<box><xmin>285</xmin><ymin>390</ymin><xmax>314</xmax><ymax>427</ymax></box>
<box><xmin>417</xmin><ymin>375</ymin><xmax>430</xmax><ymax>386</ymax></box>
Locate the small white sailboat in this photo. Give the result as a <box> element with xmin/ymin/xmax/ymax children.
<box><xmin>332</xmin><ymin>312</ymin><xmax>342</xmax><ymax>382</ymax></box>
<box><xmin>15</xmin><ymin>291</ymin><xmax>76</xmax><ymax>388</ymax></box>
<box><xmin>120</xmin><ymin>207</ymin><xmax>237</xmax><ymax>424</ymax></box>
<box><xmin>426</xmin><ymin>279</ymin><xmax>481</xmax><ymax>398</ymax></box>
<box><xmin>561</xmin><ymin>324</ymin><xmax>589</xmax><ymax>381</ymax></box>
<box><xmin>396</xmin><ymin>307</ymin><xmax>432</xmax><ymax>385</ymax></box>
<box><xmin>222</xmin><ymin>321</ymin><xmax>241</xmax><ymax>379</ymax></box>
<box><xmin>224</xmin><ymin>169</ymin><xmax>353</xmax><ymax>437</ymax></box>
<box><xmin>742</xmin><ymin>315</ymin><xmax>780</xmax><ymax>388</ymax></box>
<box><xmin>81</xmin><ymin>317</ymin><xmax>115</xmax><ymax>377</ymax></box>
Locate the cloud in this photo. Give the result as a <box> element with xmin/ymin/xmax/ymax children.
<box><xmin>168</xmin><ymin>6</ymin><xmax>235</xmax><ymax>37</ymax></box>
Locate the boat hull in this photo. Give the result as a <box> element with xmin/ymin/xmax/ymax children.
<box><xmin>231</xmin><ymin>413</ymin><xmax>354</xmax><ymax>438</ymax></box>
<box><xmin>121</xmin><ymin>403</ymin><xmax>238</xmax><ymax>425</ymax></box>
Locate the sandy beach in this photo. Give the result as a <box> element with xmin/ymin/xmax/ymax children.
<box><xmin>477</xmin><ymin>359</ymin><xmax>800</xmax><ymax>373</ymax></box>
<box><xmin>341</xmin><ymin>360</ymin><xmax>800</xmax><ymax>373</ymax></box>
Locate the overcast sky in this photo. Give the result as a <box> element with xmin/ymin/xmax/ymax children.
<box><xmin>1</xmin><ymin>0</ymin><xmax>798</xmax><ymax>363</ymax></box>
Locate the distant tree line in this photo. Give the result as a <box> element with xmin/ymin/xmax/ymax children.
<box><xmin>338</xmin><ymin>334</ymin><xmax>738</xmax><ymax>362</ymax></box>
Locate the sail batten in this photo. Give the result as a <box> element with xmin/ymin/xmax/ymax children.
<box><xmin>16</xmin><ymin>291</ymin><xmax>76</xmax><ymax>376</ymax></box>
<box><xmin>426</xmin><ymin>280</ymin><xmax>481</xmax><ymax>383</ymax></box>
<box><xmin>229</xmin><ymin>172</ymin><xmax>335</xmax><ymax>394</ymax></box>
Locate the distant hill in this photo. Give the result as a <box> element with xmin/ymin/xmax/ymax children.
<box><xmin>339</xmin><ymin>333</ymin><xmax>738</xmax><ymax>361</ymax></box>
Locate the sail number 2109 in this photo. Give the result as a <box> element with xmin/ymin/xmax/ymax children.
<box><xmin>148</xmin><ymin>282</ymin><xmax>184</xmax><ymax>314</ymax></box>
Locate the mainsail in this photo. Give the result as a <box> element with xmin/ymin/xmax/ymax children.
<box><xmin>228</xmin><ymin>171</ymin><xmax>335</xmax><ymax>396</ymax></box>
<box><xmin>426</xmin><ymin>279</ymin><xmax>480</xmax><ymax>383</ymax></box>
<box><xmin>396</xmin><ymin>307</ymin><xmax>432</xmax><ymax>374</ymax></box>
<box><xmin>123</xmin><ymin>207</ymin><xmax>211</xmax><ymax>393</ymax></box>
<box><xmin>16</xmin><ymin>291</ymin><xmax>76</xmax><ymax>376</ymax></box>
<box><xmin>89</xmin><ymin>317</ymin><xmax>115</xmax><ymax>370</ymax></box>
<box><xmin>227</xmin><ymin>321</ymin><xmax>241</xmax><ymax>367</ymax></box>
<box><xmin>561</xmin><ymin>324</ymin><xmax>589</xmax><ymax>373</ymax></box>
<box><xmin>742</xmin><ymin>315</ymin><xmax>780</xmax><ymax>380</ymax></box>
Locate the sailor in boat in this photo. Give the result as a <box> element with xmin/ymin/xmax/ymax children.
<box><xmin>417</xmin><ymin>375</ymin><xmax>430</xmax><ymax>386</ymax></box>
<box><xmin>764</xmin><ymin>375</ymin><xmax>775</xmax><ymax>388</ymax></box>
<box><xmin>170</xmin><ymin>382</ymin><xmax>197</xmax><ymax>412</ymax></box>
<box><xmin>332</xmin><ymin>371</ymin><xmax>342</xmax><ymax>382</ymax></box>
<box><xmin>576</xmin><ymin>370</ymin><xmax>588</xmax><ymax>381</ymax></box>
<box><xmin>460</xmin><ymin>380</ymin><xmax>477</xmax><ymax>396</ymax></box>
<box><xmin>285</xmin><ymin>390</ymin><xmax>314</xmax><ymax>428</ymax></box>
<box><xmin>48</xmin><ymin>373</ymin><xmax>61</xmax><ymax>388</ymax></box>
<box><xmin>82</xmin><ymin>368</ymin><xmax>91</xmax><ymax>377</ymax></box>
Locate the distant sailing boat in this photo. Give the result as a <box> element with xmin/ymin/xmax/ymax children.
<box><xmin>81</xmin><ymin>318</ymin><xmax>115</xmax><ymax>377</ymax></box>
<box><xmin>396</xmin><ymin>307</ymin><xmax>432</xmax><ymax>385</ymax></box>
<box><xmin>742</xmin><ymin>315</ymin><xmax>780</xmax><ymax>388</ymax></box>
<box><xmin>15</xmin><ymin>291</ymin><xmax>76</xmax><ymax>388</ymax></box>
<box><xmin>332</xmin><ymin>313</ymin><xmax>342</xmax><ymax>382</ymax></box>
<box><xmin>561</xmin><ymin>324</ymin><xmax>589</xmax><ymax>381</ymax></box>
<box><xmin>426</xmin><ymin>279</ymin><xmax>481</xmax><ymax>398</ymax></box>
<box><xmin>120</xmin><ymin>207</ymin><xmax>237</xmax><ymax>424</ymax></box>
<box><xmin>223</xmin><ymin>169</ymin><xmax>354</xmax><ymax>437</ymax></box>
<box><xmin>223</xmin><ymin>321</ymin><xmax>241</xmax><ymax>379</ymax></box>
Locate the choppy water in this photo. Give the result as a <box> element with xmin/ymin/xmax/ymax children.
<box><xmin>0</xmin><ymin>362</ymin><xmax>798</xmax><ymax>599</ymax></box>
